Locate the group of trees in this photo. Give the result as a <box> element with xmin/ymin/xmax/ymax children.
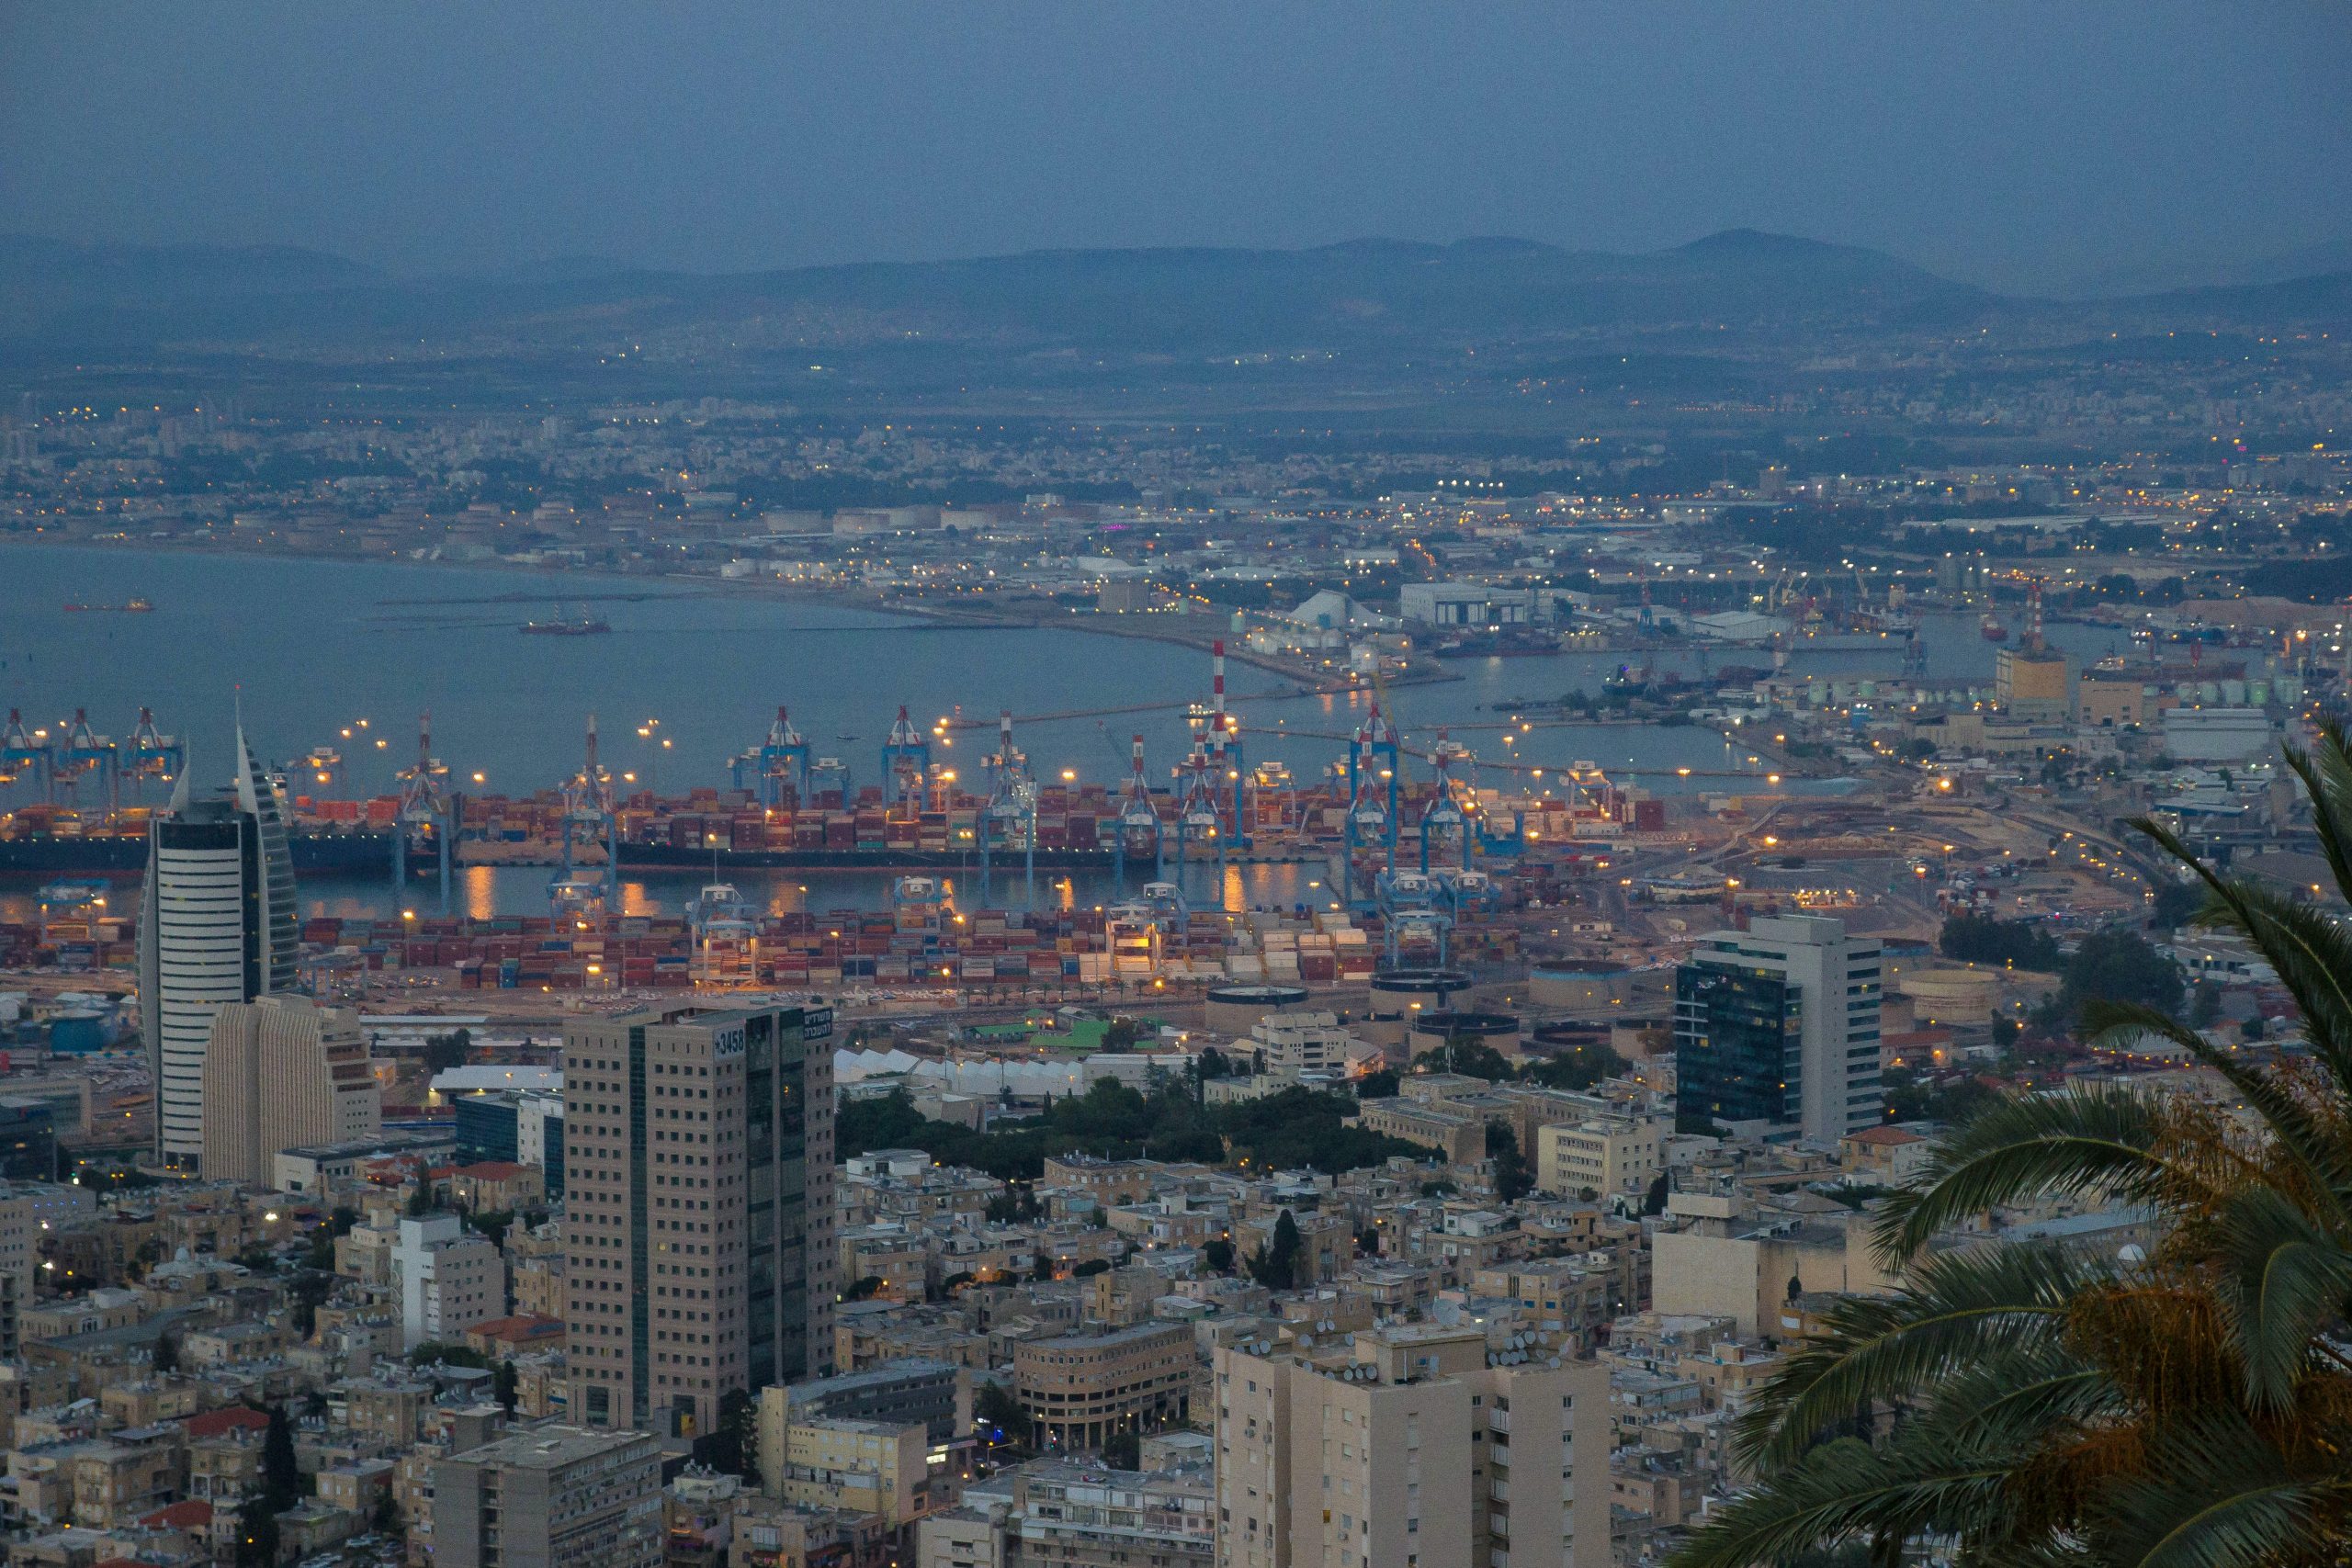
<box><xmin>1938</xmin><ymin>914</ymin><xmax>2187</xmax><ymax>1038</ymax></box>
<box><xmin>839</xmin><ymin>1077</ymin><xmax>1424</xmax><ymax>1182</ymax></box>
<box><xmin>1939</xmin><ymin>912</ymin><xmax>2063</xmax><ymax>971</ymax></box>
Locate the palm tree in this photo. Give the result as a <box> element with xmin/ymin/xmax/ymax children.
<box><xmin>1673</xmin><ymin>721</ymin><xmax>2352</xmax><ymax>1568</ymax></box>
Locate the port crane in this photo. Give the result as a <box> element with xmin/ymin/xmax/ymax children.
<box><xmin>119</xmin><ymin>707</ymin><xmax>184</xmax><ymax>805</ymax></box>
<box><xmin>880</xmin><ymin>705</ymin><xmax>931</xmax><ymax>821</ymax></box>
<box><xmin>976</xmin><ymin>710</ymin><xmax>1038</xmax><ymax>909</ymax></box>
<box><xmin>1340</xmin><ymin>702</ymin><xmax>1400</xmax><ymax>909</ymax></box>
<box><xmin>393</xmin><ymin>712</ymin><xmax>455</xmax><ymax>914</ymax></box>
<box><xmin>1419</xmin><ymin>729</ymin><xmax>1475</xmax><ymax>874</ymax></box>
<box><xmin>0</xmin><ymin>711</ymin><xmax>48</xmax><ymax>796</ymax></box>
<box><xmin>51</xmin><ymin>709</ymin><xmax>115</xmax><ymax>808</ymax></box>
<box><xmin>549</xmin><ymin>713</ymin><xmax>621</xmax><ymax>929</ymax></box>
<box><xmin>1170</xmin><ymin>714</ymin><xmax>1226</xmax><ymax>886</ymax></box>
<box><xmin>730</xmin><ymin>706</ymin><xmax>810</xmax><ymax>807</ymax></box>
<box><xmin>1113</xmin><ymin>732</ymin><xmax>1164</xmax><ymax>888</ymax></box>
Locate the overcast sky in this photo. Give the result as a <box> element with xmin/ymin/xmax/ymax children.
<box><xmin>5</xmin><ymin>2</ymin><xmax>2348</xmax><ymax>293</ymax></box>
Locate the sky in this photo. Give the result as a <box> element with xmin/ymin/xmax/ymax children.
<box><xmin>4</xmin><ymin>2</ymin><xmax>2349</xmax><ymax>295</ymax></box>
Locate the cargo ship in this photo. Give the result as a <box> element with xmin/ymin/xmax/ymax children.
<box><xmin>62</xmin><ymin>598</ymin><xmax>154</xmax><ymax>613</ymax></box>
<box><xmin>521</xmin><ymin>605</ymin><xmax>610</xmax><ymax>636</ymax></box>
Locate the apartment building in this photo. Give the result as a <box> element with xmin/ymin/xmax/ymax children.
<box><xmin>1012</xmin><ymin>1322</ymin><xmax>1195</xmax><ymax>1452</ymax></box>
<box><xmin>1534</xmin><ymin>1116</ymin><xmax>1663</xmax><ymax>1198</ymax></box>
<box><xmin>1214</xmin><ymin>1325</ymin><xmax>1610</xmax><ymax>1568</ymax></box>
<box><xmin>432</xmin><ymin>1426</ymin><xmax>662</xmax><ymax>1568</ymax></box>
<box><xmin>390</xmin><ymin>1214</ymin><xmax>504</xmax><ymax>1350</ymax></box>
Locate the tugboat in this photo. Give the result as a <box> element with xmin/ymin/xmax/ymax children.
<box><xmin>521</xmin><ymin>604</ymin><xmax>611</xmax><ymax>636</ymax></box>
<box><xmin>1980</xmin><ymin>613</ymin><xmax>2008</xmax><ymax>642</ymax></box>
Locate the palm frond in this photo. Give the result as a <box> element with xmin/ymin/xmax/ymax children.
<box><xmin>2211</xmin><ymin>1181</ymin><xmax>2352</xmax><ymax>1412</ymax></box>
<box><xmin>2083</xmin><ymin>998</ymin><xmax>2352</xmax><ymax>1228</ymax></box>
<box><xmin>1734</xmin><ymin>1245</ymin><xmax>2101</xmax><ymax>1472</ymax></box>
<box><xmin>1871</xmin><ymin>1087</ymin><xmax>2183</xmax><ymax>1262</ymax></box>
<box><xmin>2093</xmin><ymin>1408</ymin><xmax>2343</xmax><ymax>1568</ymax></box>
<box><xmin>1670</xmin><ymin>1435</ymin><xmax>2025</xmax><ymax>1568</ymax></box>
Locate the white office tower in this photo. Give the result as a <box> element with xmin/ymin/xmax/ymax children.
<box><xmin>137</xmin><ymin>728</ymin><xmax>300</xmax><ymax>1168</ymax></box>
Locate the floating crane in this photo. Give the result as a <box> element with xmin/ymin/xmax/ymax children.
<box><xmin>880</xmin><ymin>705</ymin><xmax>931</xmax><ymax>820</ymax></box>
<box><xmin>731</xmin><ymin>706</ymin><xmax>810</xmax><ymax>807</ymax></box>
<box><xmin>977</xmin><ymin>710</ymin><xmax>1038</xmax><ymax>909</ymax></box>
<box><xmin>1114</xmin><ymin>732</ymin><xmax>1164</xmax><ymax>888</ymax></box>
<box><xmin>549</xmin><ymin>713</ymin><xmax>619</xmax><ymax>929</ymax></box>
<box><xmin>393</xmin><ymin>712</ymin><xmax>454</xmax><ymax>914</ymax></box>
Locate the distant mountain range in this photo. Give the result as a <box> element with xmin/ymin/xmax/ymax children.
<box><xmin>3</xmin><ymin>227</ymin><xmax>2346</xmax><ymax>363</ymax></box>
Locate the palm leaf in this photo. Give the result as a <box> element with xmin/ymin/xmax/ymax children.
<box><xmin>1734</xmin><ymin>1245</ymin><xmax>2100</xmax><ymax>1472</ymax></box>
<box><xmin>2093</xmin><ymin>1408</ymin><xmax>2342</xmax><ymax>1568</ymax></box>
<box><xmin>1872</xmin><ymin>1087</ymin><xmax>2184</xmax><ymax>1262</ymax></box>
<box><xmin>2211</xmin><ymin>1181</ymin><xmax>2352</xmax><ymax>1413</ymax></box>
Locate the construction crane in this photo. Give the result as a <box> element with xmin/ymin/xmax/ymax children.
<box><xmin>1113</xmin><ymin>732</ymin><xmax>1164</xmax><ymax>888</ymax></box>
<box><xmin>548</xmin><ymin>713</ymin><xmax>619</xmax><ymax>928</ymax></box>
<box><xmin>393</xmin><ymin>712</ymin><xmax>454</xmax><ymax>914</ymax></box>
<box><xmin>730</xmin><ymin>705</ymin><xmax>810</xmax><ymax>807</ymax></box>
<box><xmin>880</xmin><ymin>705</ymin><xmax>931</xmax><ymax>821</ymax></box>
<box><xmin>977</xmin><ymin>710</ymin><xmax>1037</xmax><ymax>909</ymax></box>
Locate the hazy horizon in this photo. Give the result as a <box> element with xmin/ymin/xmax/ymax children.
<box><xmin>6</xmin><ymin>1</ymin><xmax>2349</xmax><ymax>298</ymax></box>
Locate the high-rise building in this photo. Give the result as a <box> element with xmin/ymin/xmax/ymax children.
<box><xmin>1675</xmin><ymin>914</ymin><xmax>1882</xmax><ymax>1143</ymax></box>
<box><xmin>432</xmin><ymin>1425</ymin><xmax>662</xmax><ymax>1568</ymax></box>
<box><xmin>562</xmin><ymin>1003</ymin><xmax>836</xmax><ymax>1441</ymax></box>
<box><xmin>137</xmin><ymin>730</ymin><xmax>298</xmax><ymax>1167</ymax></box>
<box><xmin>199</xmin><ymin>994</ymin><xmax>380</xmax><ymax>1184</ymax></box>
<box><xmin>1214</xmin><ymin>1325</ymin><xmax>1610</xmax><ymax>1568</ymax></box>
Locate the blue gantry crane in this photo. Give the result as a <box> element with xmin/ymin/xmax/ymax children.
<box><xmin>732</xmin><ymin>705</ymin><xmax>811</xmax><ymax>807</ymax></box>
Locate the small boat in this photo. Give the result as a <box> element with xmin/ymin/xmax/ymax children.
<box><xmin>1980</xmin><ymin>614</ymin><xmax>2008</xmax><ymax>642</ymax></box>
<box><xmin>63</xmin><ymin>597</ymin><xmax>153</xmax><ymax>613</ymax></box>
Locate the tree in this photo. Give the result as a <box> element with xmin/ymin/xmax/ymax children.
<box><xmin>1938</xmin><ymin>913</ymin><xmax>2062</xmax><ymax>971</ymax></box>
<box><xmin>842</xmin><ymin>1275</ymin><xmax>888</xmax><ymax>1303</ymax></box>
<box><xmin>1519</xmin><ymin>1043</ymin><xmax>1629</xmax><ymax>1092</ymax></box>
<box><xmin>1642</xmin><ymin>1171</ymin><xmax>1670</xmax><ymax>1216</ymax></box>
<box><xmin>1669</xmin><ymin>718</ymin><xmax>2352</xmax><ymax>1568</ymax></box>
<box><xmin>1429</xmin><ymin>1038</ymin><xmax>1513</xmax><ymax>1081</ymax></box>
<box><xmin>1486</xmin><ymin>1122</ymin><xmax>1533</xmax><ymax>1203</ymax></box>
<box><xmin>1247</xmin><ymin>1209</ymin><xmax>1303</xmax><ymax>1292</ymax></box>
<box><xmin>1355</xmin><ymin>1068</ymin><xmax>1399</xmax><ymax>1100</ymax></box>
<box><xmin>1201</xmin><ymin>1236</ymin><xmax>1235</xmax><ymax>1275</ymax></box>
<box><xmin>976</xmin><ymin>1381</ymin><xmax>1031</xmax><ymax>1449</ymax></box>
<box><xmin>1194</xmin><ymin>1046</ymin><xmax>1233</xmax><ymax>1082</ymax></box>
<box><xmin>423</xmin><ymin>1028</ymin><xmax>472</xmax><ymax>1076</ymax></box>
<box><xmin>153</xmin><ymin>1325</ymin><xmax>179</xmax><ymax>1376</ymax></box>
<box><xmin>2055</xmin><ymin>928</ymin><xmax>2184</xmax><ymax>1023</ymax></box>
<box><xmin>1102</xmin><ymin>1017</ymin><xmax>1141</xmax><ymax>1050</ymax></box>
<box><xmin>370</xmin><ymin>1487</ymin><xmax>400</xmax><ymax>1536</ymax></box>
<box><xmin>492</xmin><ymin>1360</ymin><xmax>519</xmax><ymax>1416</ymax></box>
<box><xmin>405</xmin><ymin>1184</ymin><xmax>433</xmax><ymax>1218</ymax></box>
<box><xmin>1102</xmin><ymin>1426</ymin><xmax>1141</xmax><ymax>1470</ymax></box>
<box><xmin>261</xmin><ymin>1404</ymin><xmax>300</xmax><ymax>1510</ymax></box>
<box><xmin>234</xmin><ymin>1495</ymin><xmax>280</xmax><ymax>1568</ymax></box>
<box><xmin>2188</xmin><ymin>978</ymin><xmax>2222</xmax><ymax>1028</ymax></box>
